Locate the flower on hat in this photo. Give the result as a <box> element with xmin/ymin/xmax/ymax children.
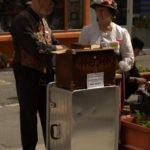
<box><xmin>91</xmin><ymin>0</ymin><xmax>117</xmax><ymax>10</ymax></box>
<box><xmin>103</xmin><ymin>0</ymin><xmax>112</xmax><ymax>5</ymax></box>
<box><xmin>103</xmin><ymin>0</ymin><xmax>117</xmax><ymax>9</ymax></box>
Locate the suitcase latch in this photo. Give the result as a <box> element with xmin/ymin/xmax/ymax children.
<box><xmin>50</xmin><ymin>101</ymin><xmax>56</xmax><ymax>108</ymax></box>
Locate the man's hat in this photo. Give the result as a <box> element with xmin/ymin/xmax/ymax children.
<box><xmin>90</xmin><ymin>0</ymin><xmax>117</xmax><ymax>10</ymax></box>
<box><xmin>53</xmin><ymin>0</ymin><xmax>58</xmax><ymax>4</ymax></box>
<box><xmin>26</xmin><ymin>1</ymin><xmax>32</xmax><ymax>5</ymax></box>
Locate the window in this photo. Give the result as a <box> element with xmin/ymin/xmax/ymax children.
<box><xmin>0</xmin><ymin>0</ymin><xmax>26</xmax><ymax>32</ymax></box>
<box><xmin>46</xmin><ymin>0</ymin><xmax>65</xmax><ymax>30</ymax></box>
<box><xmin>133</xmin><ymin>0</ymin><xmax>150</xmax><ymax>29</ymax></box>
<box><xmin>47</xmin><ymin>0</ymin><xmax>83</xmax><ymax>30</ymax></box>
<box><xmin>115</xmin><ymin>0</ymin><xmax>127</xmax><ymax>25</ymax></box>
<box><xmin>0</xmin><ymin>0</ymin><xmax>84</xmax><ymax>32</ymax></box>
<box><xmin>132</xmin><ymin>0</ymin><xmax>150</xmax><ymax>48</ymax></box>
<box><xmin>68</xmin><ymin>0</ymin><xmax>83</xmax><ymax>29</ymax></box>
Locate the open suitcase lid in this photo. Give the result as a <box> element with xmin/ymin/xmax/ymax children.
<box><xmin>52</xmin><ymin>47</ymin><xmax>115</xmax><ymax>55</ymax></box>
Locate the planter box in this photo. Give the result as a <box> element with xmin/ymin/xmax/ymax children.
<box><xmin>140</xmin><ymin>72</ymin><xmax>150</xmax><ymax>81</ymax></box>
<box><xmin>120</xmin><ymin>115</ymin><xmax>150</xmax><ymax>150</ymax></box>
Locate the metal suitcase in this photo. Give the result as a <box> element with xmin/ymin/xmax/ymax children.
<box><xmin>46</xmin><ymin>83</ymin><xmax>119</xmax><ymax>150</ymax></box>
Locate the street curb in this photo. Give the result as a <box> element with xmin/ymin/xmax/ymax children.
<box><xmin>1</xmin><ymin>144</ymin><xmax>45</xmax><ymax>150</ymax></box>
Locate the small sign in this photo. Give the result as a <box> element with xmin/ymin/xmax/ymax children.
<box><xmin>109</xmin><ymin>42</ymin><xmax>119</xmax><ymax>48</ymax></box>
<box><xmin>87</xmin><ymin>72</ymin><xmax>104</xmax><ymax>89</ymax></box>
<box><xmin>101</xmin><ymin>42</ymin><xmax>108</xmax><ymax>48</ymax></box>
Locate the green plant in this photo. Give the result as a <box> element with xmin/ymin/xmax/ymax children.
<box><xmin>135</xmin><ymin>110</ymin><xmax>150</xmax><ymax>128</ymax></box>
<box><xmin>0</xmin><ymin>52</ymin><xmax>9</xmax><ymax>67</ymax></box>
<box><xmin>137</xmin><ymin>64</ymin><xmax>150</xmax><ymax>73</ymax></box>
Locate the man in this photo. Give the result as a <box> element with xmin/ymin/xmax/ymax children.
<box><xmin>125</xmin><ymin>37</ymin><xmax>147</xmax><ymax>100</ymax></box>
<box><xmin>11</xmin><ymin>0</ymin><xmax>66</xmax><ymax>149</ymax></box>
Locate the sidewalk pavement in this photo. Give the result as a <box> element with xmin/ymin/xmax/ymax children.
<box><xmin>0</xmin><ymin>68</ymin><xmax>45</xmax><ymax>150</ymax></box>
<box><xmin>0</xmin><ymin>105</ymin><xmax>45</xmax><ymax>150</ymax></box>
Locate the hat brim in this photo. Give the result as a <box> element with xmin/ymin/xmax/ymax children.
<box><xmin>90</xmin><ymin>3</ymin><xmax>116</xmax><ymax>10</ymax></box>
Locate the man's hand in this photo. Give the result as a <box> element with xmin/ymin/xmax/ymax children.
<box><xmin>137</xmin><ymin>77</ymin><xmax>147</xmax><ymax>84</ymax></box>
<box><xmin>129</xmin><ymin>77</ymin><xmax>147</xmax><ymax>84</ymax></box>
<box><xmin>55</xmin><ymin>45</ymin><xmax>68</xmax><ymax>50</ymax></box>
<box><xmin>38</xmin><ymin>45</ymin><xmax>68</xmax><ymax>54</ymax></box>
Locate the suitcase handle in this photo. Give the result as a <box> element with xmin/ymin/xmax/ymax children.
<box><xmin>51</xmin><ymin>124</ymin><xmax>61</xmax><ymax>140</ymax></box>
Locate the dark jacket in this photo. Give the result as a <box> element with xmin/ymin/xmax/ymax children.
<box><xmin>125</xmin><ymin>62</ymin><xmax>141</xmax><ymax>99</ymax></box>
<box><xmin>11</xmin><ymin>6</ymin><xmax>60</xmax><ymax>73</ymax></box>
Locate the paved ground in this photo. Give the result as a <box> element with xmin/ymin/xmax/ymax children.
<box><xmin>0</xmin><ymin>68</ymin><xmax>17</xmax><ymax>106</ymax></box>
<box><xmin>0</xmin><ymin>69</ymin><xmax>45</xmax><ymax>150</ymax></box>
<box><xmin>0</xmin><ymin>49</ymin><xmax>150</xmax><ymax>150</ymax></box>
<box><xmin>0</xmin><ymin>105</ymin><xmax>45</xmax><ymax>150</ymax></box>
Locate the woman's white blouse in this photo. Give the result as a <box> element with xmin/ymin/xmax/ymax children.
<box><xmin>79</xmin><ymin>22</ymin><xmax>134</xmax><ymax>71</ymax></box>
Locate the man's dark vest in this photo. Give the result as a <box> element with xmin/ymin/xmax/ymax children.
<box><xmin>20</xmin><ymin>10</ymin><xmax>52</xmax><ymax>73</ymax></box>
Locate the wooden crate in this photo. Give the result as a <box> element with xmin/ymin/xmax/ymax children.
<box><xmin>56</xmin><ymin>48</ymin><xmax>117</xmax><ymax>90</ymax></box>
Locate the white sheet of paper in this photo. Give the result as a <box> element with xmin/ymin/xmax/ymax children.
<box><xmin>87</xmin><ymin>72</ymin><xmax>104</xmax><ymax>89</ymax></box>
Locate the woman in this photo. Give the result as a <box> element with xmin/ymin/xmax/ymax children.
<box><xmin>79</xmin><ymin>0</ymin><xmax>134</xmax><ymax>72</ymax></box>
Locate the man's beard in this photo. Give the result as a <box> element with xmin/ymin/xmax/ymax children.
<box><xmin>40</xmin><ymin>9</ymin><xmax>52</xmax><ymax>16</ymax></box>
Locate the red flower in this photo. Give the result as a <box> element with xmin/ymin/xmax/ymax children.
<box><xmin>137</xmin><ymin>64</ymin><xmax>142</xmax><ymax>67</ymax></box>
<box><xmin>103</xmin><ymin>0</ymin><xmax>112</xmax><ymax>5</ymax></box>
<box><xmin>38</xmin><ymin>25</ymin><xmax>43</xmax><ymax>31</ymax></box>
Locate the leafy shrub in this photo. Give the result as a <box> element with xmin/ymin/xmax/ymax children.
<box><xmin>137</xmin><ymin>64</ymin><xmax>150</xmax><ymax>73</ymax></box>
<box><xmin>135</xmin><ymin>110</ymin><xmax>150</xmax><ymax>128</ymax></box>
<box><xmin>0</xmin><ymin>52</ymin><xmax>9</xmax><ymax>67</ymax></box>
